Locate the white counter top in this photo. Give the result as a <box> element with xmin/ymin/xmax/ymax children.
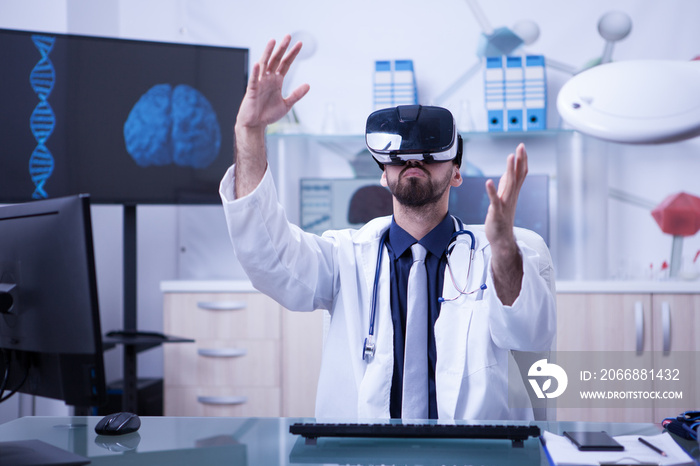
<box><xmin>556</xmin><ymin>280</ymin><xmax>700</xmax><ymax>294</ymax></box>
<box><xmin>160</xmin><ymin>280</ymin><xmax>258</xmax><ymax>293</ymax></box>
<box><xmin>162</xmin><ymin>279</ymin><xmax>700</xmax><ymax>294</ymax></box>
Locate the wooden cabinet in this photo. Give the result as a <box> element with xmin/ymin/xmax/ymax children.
<box><xmin>649</xmin><ymin>294</ymin><xmax>700</xmax><ymax>422</ymax></box>
<box><xmin>163</xmin><ymin>286</ymin><xmax>324</xmax><ymax>417</ymax></box>
<box><xmin>555</xmin><ymin>291</ymin><xmax>700</xmax><ymax>423</ymax></box>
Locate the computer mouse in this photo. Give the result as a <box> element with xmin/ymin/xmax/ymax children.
<box><xmin>94</xmin><ymin>412</ymin><xmax>141</xmax><ymax>436</ymax></box>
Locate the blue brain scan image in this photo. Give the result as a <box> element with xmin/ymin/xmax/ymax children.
<box><xmin>123</xmin><ymin>83</ymin><xmax>221</xmax><ymax>169</ymax></box>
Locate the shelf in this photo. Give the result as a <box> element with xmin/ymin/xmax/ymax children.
<box><xmin>265</xmin><ymin>128</ymin><xmax>574</xmax><ymax>142</ymax></box>
<box><xmin>265</xmin><ymin>129</ymin><xmax>575</xmax><ymax>170</ymax></box>
<box><xmin>461</xmin><ymin>129</ymin><xmax>574</xmax><ymax>141</ymax></box>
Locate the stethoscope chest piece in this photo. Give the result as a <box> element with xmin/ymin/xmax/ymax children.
<box><xmin>362</xmin><ymin>336</ymin><xmax>375</xmax><ymax>360</ymax></box>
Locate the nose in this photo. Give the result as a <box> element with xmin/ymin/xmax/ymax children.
<box><xmin>400</xmin><ymin>160</ymin><xmax>428</xmax><ymax>176</ymax></box>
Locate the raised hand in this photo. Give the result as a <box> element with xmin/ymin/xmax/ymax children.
<box><xmin>484</xmin><ymin>143</ymin><xmax>528</xmax><ymax>248</ymax></box>
<box><xmin>484</xmin><ymin>143</ymin><xmax>528</xmax><ymax>305</ymax></box>
<box><xmin>233</xmin><ymin>35</ymin><xmax>310</xmax><ymax>198</ymax></box>
<box><xmin>236</xmin><ymin>35</ymin><xmax>310</xmax><ymax>131</ymax></box>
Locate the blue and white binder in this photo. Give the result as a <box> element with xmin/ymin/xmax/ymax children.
<box><xmin>505</xmin><ymin>56</ymin><xmax>524</xmax><ymax>131</ymax></box>
<box><xmin>373</xmin><ymin>60</ymin><xmax>393</xmax><ymax>110</ymax></box>
<box><xmin>484</xmin><ymin>56</ymin><xmax>505</xmax><ymax>132</ymax></box>
<box><xmin>484</xmin><ymin>55</ymin><xmax>547</xmax><ymax>132</ymax></box>
<box><xmin>374</xmin><ymin>60</ymin><xmax>418</xmax><ymax>110</ymax></box>
<box><xmin>393</xmin><ymin>60</ymin><xmax>418</xmax><ymax>106</ymax></box>
<box><xmin>524</xmin><ymin>55</ymin><xmax>547</xmax><ymax>130</ymax></box>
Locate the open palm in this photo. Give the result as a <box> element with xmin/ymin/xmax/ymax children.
<box><xmin>237</xmin><ymin>35</ymin><xmax>310</xmax><ymax>130</ymax></box>
<box><xmin>484</xmin><ymin>143</ymin><xmax>528</xmax><ymax>247</ymax></box>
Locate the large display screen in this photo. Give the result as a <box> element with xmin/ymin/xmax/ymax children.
<box><xmin>0</xmin><ymin>28</ymin><xmax>247</xmax><ymax>204</ymax></box>
<box><xmin>300</xmin><ymin>175</ymin><xmax>550</xmax><ymax>245</ymax></box>
<box><xmin>449</xmin><ymin>175</ymin><xmax>550</xmax><ymax>245</ymax></box>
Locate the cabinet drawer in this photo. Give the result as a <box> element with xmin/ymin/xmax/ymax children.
<box><xmin>164</xmin><ymin>292</ymin><xmax>281</xmax><ymax>340</ymax></box>
<box><xmin>164</xmin><ymin>339</ymin><xmax>280</xmax><ymax>387</ymax></box>
<box><xmin>164</xmin><ymin>386</ymin><xmax>281</xmax><ymax>417</ymax></box>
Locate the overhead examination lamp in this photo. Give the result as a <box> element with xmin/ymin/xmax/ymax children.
<box><xmin>557</xmin><ymin>59</ymin><xmax>700</xmax><ymax>144</ymax></box>
<box><xmin>365</xmin><ymin>105</ymin><xmax>463</xmax><ymax>168</ymax></box>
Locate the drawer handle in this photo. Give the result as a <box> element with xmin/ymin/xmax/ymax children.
<box><xmin>662</xmin><ymin>301</ymin><xmax>671</xmax><ymax>354</ymax></box>
<box><xmin>197</xmin><ymin>396</ymin><xmax>247</xmax><ymax>406</ymax></box>
<box><xmin>197</xmin><ymin>301</ymin><xmax>247</xmax><ymax>311</ymax></box>
<box><xmin>197</xmin><ymin>348</ymin><xmax>247</xmax><ymax>358</ymax></box>
<box><xmin>635</xmin><ymin>301</ymin><xmax>644</xmax><ymax>354</ymax></box>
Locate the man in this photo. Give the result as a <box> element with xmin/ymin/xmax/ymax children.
<box><xmin>220</xmin><ymin>35</ymin><xmax>556</xmax><ymax>420</ymax></box>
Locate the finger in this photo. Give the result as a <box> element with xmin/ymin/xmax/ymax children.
<box><xmin>514</xmin><ymin>143</ymin><xmax>528</xmax><ymax>180</ymax></box>
<box><xmin>258</xmin><ymin>38</ymin><xmax>276</xmax><ymax>77</ymax></box>
<box><xmin>485</xmin><ymin>178</ymin><xmax>500</xmax><ymax>208</ymax></box>
<box><xmin>510</xmin><ymin>145</ymin><xmax>528</xmax><ymax>198</ymax></box>
<box><xmin>277</xmin><ymin>40</ymin><xmax>303</xmax><ymax>76</ymax></box>
<box><xmin>267</xmin><ymin>34</ymin><xmax>292</xmax><ymax>74</ymax></box>
<box><xmin>497</xmin><ymin>153</ymin><xmax>515</xmax><ymax>197</ymax></box>
<box><xmin>285</xmin><ymin>83</ymin><xmax>311</xmax><ymax>107</ymax></box>
<box><xmin>497</xmin><ymin>145</ymin><xmax>528</xmax><ymax>205</ymax></box>
<box><xmin>247</xmin><ymin>62</ymin><xmax>261</xmax><ymax>91</ymax></box>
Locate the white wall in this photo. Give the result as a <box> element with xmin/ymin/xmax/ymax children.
<box><xmin>111</xmin><ymin>0</ymin><xmax>700</xmax><ymax>280</ymax></box>
<box><xmin>1</xmin><ymin>0</ymin><xmax>700</xmax><ymax>420</ymax></box>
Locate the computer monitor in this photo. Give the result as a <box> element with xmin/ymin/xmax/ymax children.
<box><xmin>300</xmin><ymin>178</ymin><xmax>393</xmax><ymax>235</ymax></box>
<box><xmin>299</xmin><ymin>175</ymin><xmax>550</xmax><ymax>245</ymax></box>
<box><xmin>450</xmin><ymin>175</ymin><xmax>550</xmax><ymax>245</ymax></box>
<box><xmin>0</xmin><ymin>28</ymin><xmax>248</xmax><ymax>205</ymax></box>
<box><xmin>0</xmin><ymin>194</ymin><xmax>106</xmax><ymax>408</ymax></box>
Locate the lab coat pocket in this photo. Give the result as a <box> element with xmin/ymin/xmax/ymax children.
<box><xmin>464</xmin><ymin>300</ymin><xmax>497</xmax><ymax>376</ymax></box>
<box><xmin>435</xmin><ymin>300</ymin><xmax>497</xmax><ymax>378</ymax></box>
<box><xmin>434</xmin><ymin>298</ymin><xmax>472</xmax><ymax>379</ymax></box>
<box><xmin>435</xmin><ymin>299</ymin><xmax>496</xmax><ymax>419</ymax></box>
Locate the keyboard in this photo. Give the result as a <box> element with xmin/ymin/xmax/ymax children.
<box><xmin>289</xmin><ymin>422</ymin><xmax>540</xmax><ymax>447</ymax></box>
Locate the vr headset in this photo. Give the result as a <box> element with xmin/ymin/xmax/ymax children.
<box><xmin>365</xmin><ymin>105</ymin><xmax>463</xmax><ymax>168</ymax></box>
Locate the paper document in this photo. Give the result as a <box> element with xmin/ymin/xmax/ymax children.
<box><xmin>541</xmin><ymin>431</ymin><xmax>694</xmax><ymax>466</ymax></box>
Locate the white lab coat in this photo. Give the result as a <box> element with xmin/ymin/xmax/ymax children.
<box><xmin>220</xmin><ymin>165</ymin><xmax>556</xmax><ymax>420</ymax></box>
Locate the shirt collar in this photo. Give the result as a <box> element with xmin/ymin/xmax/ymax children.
<box><xmin>388</xmin><ymin>214</ymin><xmax>455</xmax><ymax>258</ymax></box>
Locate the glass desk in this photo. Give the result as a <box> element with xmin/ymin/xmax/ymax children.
<box><xmin>0</xmin><ymin>416</ymin><xmax>697</xmax><ymax>465</ymax></box>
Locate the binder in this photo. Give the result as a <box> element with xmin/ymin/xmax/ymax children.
<box><xmin>373</xmin><ymin>60</ymin><xmax>418</xmax><ymax>110</ymax></box>
<box><xmin>484</xmin><ymin>56</ymin><xmax>505</xmax><ymax>132</ymax></box>
<box><xmin>393</xmin><ymin>60</ymin><xmax>418</xmax><ymax>106</ymax></box>
<box><xmin>505</xmin><ymin>56</ymin><xmax>525</xmax><ymax>131</ymax></box>
<box><xmin>373</xmin><ymin>60</ymin><xmax>393</xmax><ymax>110</ymax></box>
<box><xmin>524</xmin><ymin>55</ymin><xmax>547</xmax><ymax>130</ymax></box>
<box><xmin>484</xmin><ymin>54</ymin><xmax>548</xmax><ymax>132</ymax></box>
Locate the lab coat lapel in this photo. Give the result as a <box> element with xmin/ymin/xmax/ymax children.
<box><xmin>356</xmin><ymin>227</ymin><xmax>393</xmax><ymax>419</ymax></box>
<box><xmin>434</xmin><ymin>231</ymin><xmax>488</xmax><ymax>419</ymax></box>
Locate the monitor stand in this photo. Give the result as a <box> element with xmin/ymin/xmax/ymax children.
<box><xmin>112</xmin><ymin>205</ymin><xmax>192</xmax><ymax>413</ymax></box>
<box><xmin>122</xmin><ymin>204</ymin><xmax>138</xmax><ymax>413</ymax></box>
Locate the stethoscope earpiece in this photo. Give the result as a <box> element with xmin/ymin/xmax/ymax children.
<box><xmin>362</xmin><ymin>337</ymin><xmax>375</xmax><ymax>360</ymax></box>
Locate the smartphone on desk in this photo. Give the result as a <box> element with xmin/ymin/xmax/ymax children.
<box><xmin>563</xmin><ymin>431</ymin><xmax>624</xmax><ymax>451</ymax></box>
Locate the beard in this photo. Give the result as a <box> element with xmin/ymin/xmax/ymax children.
<box><xmin>387</xmin><ymin>165</ymin><xmax>453</xmax><ymax>208</ymax></box>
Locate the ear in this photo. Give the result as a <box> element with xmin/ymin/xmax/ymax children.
<box><xmin>450</xmin><ymin>164</ymin><xmax>463</xmax><ymax>187</ymax></box>
<box><xmin>380</xmin><ymin>168</ymin><xmax>388</xmax><ymax>187</ymax></box>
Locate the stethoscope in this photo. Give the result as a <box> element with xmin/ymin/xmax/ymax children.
<box><xmin>362</xmin><ymin>217</ymin><xmax>487</xmax><ymax>360</ymax></box>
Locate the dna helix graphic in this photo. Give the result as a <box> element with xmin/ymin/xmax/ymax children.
<box><xmin>29</xmin><ymin>35</ymin><xmax>56</xmax><ymax>199</ymax></box>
